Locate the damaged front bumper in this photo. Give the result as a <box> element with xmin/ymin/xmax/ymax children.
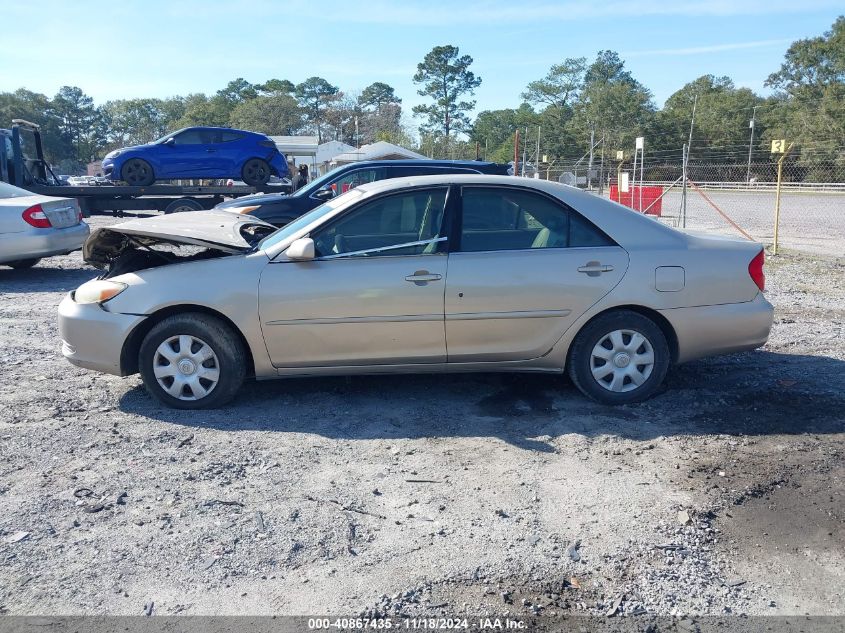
<box><xmin>58</xmin><ymin>293</ymin><xmax>146</xmax><ymax>376</ymax></box>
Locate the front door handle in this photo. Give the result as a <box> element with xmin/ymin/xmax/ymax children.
<box><xmin>577</xmin><ymin>261</ymin><xmax>614</xmax><ymax>276</ymax></box>
<box><xmin>405</xmin><ymin>270</ymin><xmax>442</xmax><ymax>285</ymax></box>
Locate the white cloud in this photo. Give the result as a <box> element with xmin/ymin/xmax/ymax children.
<box><xmin>622</xmin><ymin>39</ymin><xmax>793</xmax><ymax>58</ymax></box>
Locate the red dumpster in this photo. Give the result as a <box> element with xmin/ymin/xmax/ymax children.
<box><xmin>610</xmin><ymin>185</ymin><xmax>663</xmax><ymax>216</ymax></box>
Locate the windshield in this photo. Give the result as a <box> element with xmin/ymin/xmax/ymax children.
<box><xmin>258</xmin><ymin>189</ymin><xmax>364</xmax><ymax>251</ymax></box>
<box><xmin>292</xmin><ymin>164</ymin><xmax>347</xmax><ymax>198</ymax></box>
<box><xmin>0</xmin><ymin>182</ymin><xmax>33</xmax><ymax>198</ymax></box>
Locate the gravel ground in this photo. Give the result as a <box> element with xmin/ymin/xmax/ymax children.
<box><xmin>0</xmin><ymin>215</ymin><xmax>843</xmax><ymax>619</ymax></box>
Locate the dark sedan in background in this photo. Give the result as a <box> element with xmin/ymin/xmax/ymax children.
<box><xmin>216</xmin><ymin>159</ymin><xmax>510</xmax><ymax>226</ymax></box>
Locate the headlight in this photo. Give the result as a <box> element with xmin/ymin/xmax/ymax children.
<box><xmin>104</xmin><ymin>150</ymin><xmax>123</xmax><ymax>159</ymax></box>
<box><xmin>235</xmin><ymin>205</ymin><xmax>261</xmax><ymax>215</ymax></box>
<box><xmin>74</xmin><ymin>280</ymin><xmax>127</xmax><ymax>304</ymax></box>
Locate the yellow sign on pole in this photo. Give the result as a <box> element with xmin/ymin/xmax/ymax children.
<box><xmin>773</xmin><ymin>141</ymin><xmax>794</xmax><ymax>255</ymax></box>
<box><xmin>615</xmin><ymin>151</ymin><xmax>624</xmax><ymax>160</ymax></box>
<box><xmin>771</xmin><ymin>139</ymin><xmax>786</xmax><ymax>153</ymax></box>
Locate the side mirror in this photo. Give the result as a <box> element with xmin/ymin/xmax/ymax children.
<box><xmin>313</xmin><ymin>186</ymin><xmax>334</xmax><ymax>200</ymax></box>
<box><xmin>285</xmin><ymin>237</ymin><xmax>315</xmax><ymax>261</ymax></box>
<box><xmin>163</xmin><ymin>137</ymin><xmax>175</xmax><ymax>146</ymax></box>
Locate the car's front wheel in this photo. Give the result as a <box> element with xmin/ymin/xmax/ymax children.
<box><xmin>121</xmin><ymin>158</ymin><xmax>155</xmax><ymax>186</ymax></box>
<box><xmin>138</xmin><ymin>313</ymin><xmax>246</xmax><ymax>409</ymax></box>
<box><xmin>241</xmin><ymin>158</ymin><xmax>271</xmax><ymax>186</ymax></box>
<box><xmin>567</xmin><ymin>310</ymin><xmax>670</xmax><ymax>405</ymax></box>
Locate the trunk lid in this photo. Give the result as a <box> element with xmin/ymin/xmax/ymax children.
<box><xmin>40</xmin><ymin>197</ymin><xmax>81</xmax><ymax>228</ymax></box>
<box><xmin>83</xmin><ymin>210</ymin><xmax>277</xmax><ymax>268</ymax></box>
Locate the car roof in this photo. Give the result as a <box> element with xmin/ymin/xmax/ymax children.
<box><xmin>338</xmin><ymin>159</ymin><xmax>504</xmax><ymax>168</ymax></box>
<box><xmin>177</xmin><ymin>126</ymin><xmax>260</xmax><ymax>135</ymax></box>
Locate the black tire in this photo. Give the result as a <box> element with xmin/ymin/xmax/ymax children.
<box><xmin>6</xmin><ymin>258</ymin><xmax>41</xmax><ymax>269</ymax></box>
<box><xmin>138</xmin><ymin>313</ymin><xmax>246</xmax><ymax>409</ymax></box>
<box><xmin>567</xmin><ymin>310</ymin><xmax>670</xmax><ymax>405</ymax></box>
<box><xmin>241</xmin><ymin>158</ymin><xmax>271</xmax><ymax>186</ymax></box>
<box><xmin>121</xmin><ymin>158</ymin><xmax>155</xmax><ymax>186</ymax></box>
<box><xmin>164</xmin><ymin>198</ymin><xmax>203</xmax><ymax>214</ymax></box>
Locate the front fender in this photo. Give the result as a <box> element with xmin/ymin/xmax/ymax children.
<box><xmin>103</xmin><ymin>252</ymin><xmax>276</xmax><ymax>376</ymax></box>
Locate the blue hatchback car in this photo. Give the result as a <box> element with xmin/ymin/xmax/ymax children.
<box><xmin>102</xmin><ymin>127</ymin><xmax>288</xmax><ymax>187</ymax></box>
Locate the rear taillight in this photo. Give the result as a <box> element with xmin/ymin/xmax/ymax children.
<box><xmin>748</xmin><ymin>249</ymin><xmax>765</xmax><ymax>291</ymax></box>
<box><xmin>22</xmin><ymin>204</ymin><xmax>52</xmax><ymax>228</ymax></box>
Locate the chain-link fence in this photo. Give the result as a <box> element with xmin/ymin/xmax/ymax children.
<box><xmin>543</xmin><ymin>151</ymin><xmax>845</xmax><ymax>257</ymax></box>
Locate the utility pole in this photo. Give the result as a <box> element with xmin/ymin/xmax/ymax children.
<box><xmin>681</xmin><ymin>143</ymin><xmax>688</xmax><ymax>228</ymax></box>
<box><xmin>686</xmin><ymin>94</ymin><xmax>697</xmax><ymax>166</ymax></box>
<box><xmin>536</xmin><ymin>126</ymin><xmax>540</xmax><ymax>178</ymax></box>
<box><xmin>588</xmin><ymin>127</ymin><xmax>595</xmax><ymax>190</ymax></box>
<box><xmin>746</xmin><ymin>105</ymin><xmax>759</xmax><ymax>184</ymax></box>
<box><xmin>598</xmin><ymin>136</ymin><xmax>605</xmax><ymax>194</ymax></box>
<box><xmin>522</xmin><ymin>127</ymin><xmax>528</xmax><ymax>176</ymax></box>
<box><xmin>682</xmin><ymin>95</ymin><xmax>697</xmax><ymax>227</ymax></box>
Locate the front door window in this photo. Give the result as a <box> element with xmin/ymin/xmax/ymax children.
<box><xmin>312</xmin><ymin>188</ymin><xmax>448</xmax><ymax>258</ymax></box>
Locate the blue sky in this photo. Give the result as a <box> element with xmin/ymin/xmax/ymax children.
<box><xmin>3</xmin><ymin>0</ymin><xmax>842</xmax><ymax>116</ymax></box>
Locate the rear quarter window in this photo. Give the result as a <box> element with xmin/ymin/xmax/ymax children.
<box><xmin>569</xmin><ymin>212</ymin><xmax>615</xmax><ymax>247</ymax></box>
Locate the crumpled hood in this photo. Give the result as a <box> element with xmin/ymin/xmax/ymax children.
<box><xmin>83</xmin><ymin>210</ymin><xmax>277</xmax><ymax>268</ymax></box>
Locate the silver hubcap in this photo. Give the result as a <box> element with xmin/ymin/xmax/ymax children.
<box><xmin>590</xmin><ymin>329</ymin><xmax>654</xmax><ymax>393</ymax></box>
<box><xmin>153</xmin><ymin>335</ymin><xmax>220</xmax><ymax>401</ymax></box>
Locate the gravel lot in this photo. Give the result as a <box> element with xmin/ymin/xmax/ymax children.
<box><xmin>0</xmin><ymin>215</ymin><xmax>843</xmax><ymax>619</ymax></box>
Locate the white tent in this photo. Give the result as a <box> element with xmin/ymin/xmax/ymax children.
<box><xmin>330</xmin><ymin>141</ymin><xmax>427</xmax><ymax>165</ymax></box>
<box><xmin>270</xmin><ymin>136</ymin><xmax>319</xmax><ymax>158</ymax></box>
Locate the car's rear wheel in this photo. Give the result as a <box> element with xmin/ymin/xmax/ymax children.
<box><xmin>121</xmin><ymin>158</ymin><xmax>155</xmax><ymax>186</ymax></box>
<box><xmin>6</xmin><ymin>258</ymin><xmax>40</xmax><ymax>269</ymax></box>
<box><xmin>138</xmin><ymin>313</ymin><xmax>246</xmax><ymax>409</ymax></box>
<box><xmin>567</xmin><ymin>310</ymin><xmax>670</xmax><ymax>405</ymax></box>
<box><xmin>241</xmin><ymin>158</ymin><xmax>271</xmax><ymax>186</ymax></box>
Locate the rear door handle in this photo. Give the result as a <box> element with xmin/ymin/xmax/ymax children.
<box><xmin>405</xmin><ymin>271</ymin><xmax>442</xmax><ymax>285</ymax></box>
<box><xmin>206</xmin><ymin>149</ymin><xmax>217</xmax><ymax>152</ymax></box>
<box><xmin>577</xmin><ymin>261</ymin><xmax>614</xmax><ymax>276</ymax></box>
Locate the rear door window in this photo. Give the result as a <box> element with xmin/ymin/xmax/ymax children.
<box><xmin>459</xmin><ymin>187</ymin><xmax>613</xmax><ymax>252</ymax></box>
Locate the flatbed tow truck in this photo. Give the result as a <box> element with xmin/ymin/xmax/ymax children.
<box><xmin>1</xmin><ymin>119</ymin><xmax>278</xmax><ymax>216</ymax></box>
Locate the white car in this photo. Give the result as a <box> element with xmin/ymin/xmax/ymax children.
<box><xmin>67</xmin><ymin>176</ymin><xmax>97</xmax><ymax>186</ymax></box>
<box><xmin>0</xmin><ymin>182</ymin><xmax>89</xmax><ymax>268</ymax></box>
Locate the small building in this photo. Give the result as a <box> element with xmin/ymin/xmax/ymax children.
<box><xmin>270</xmin><ymin>135</ymin><xmax>319</xmax><ymax>176</ymax></box>
<box><xmin>306</xmin><ymin>140</ymin><xmax>356</xmax><ymax>176</ymax></box>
